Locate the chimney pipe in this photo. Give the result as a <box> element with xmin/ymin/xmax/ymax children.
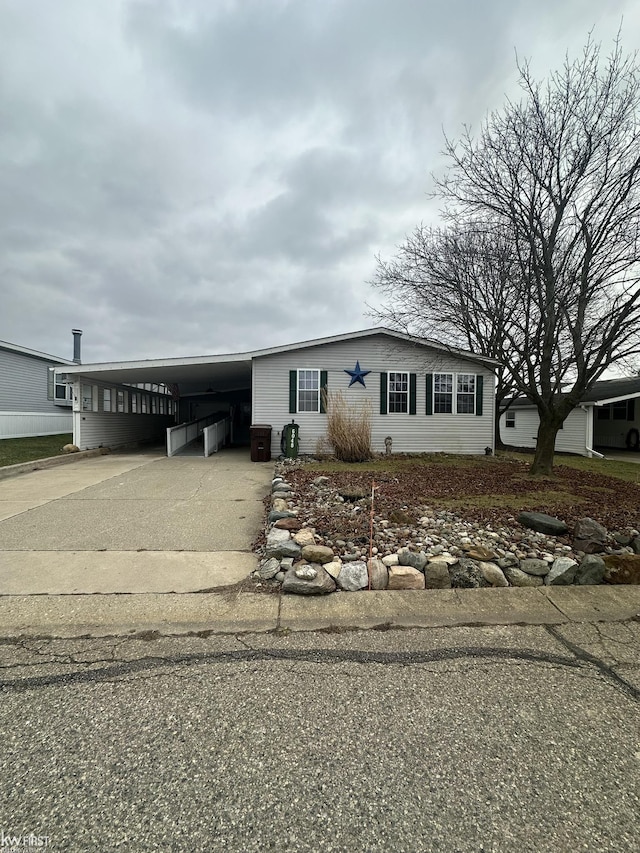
<box><xmin>72</xmin><ymin>329</ymin><xmax>82</xmax><ymax>364</ymax></box>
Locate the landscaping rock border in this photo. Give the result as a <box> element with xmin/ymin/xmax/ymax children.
<box><xmin>254</xmin><ymin>460</ymin><xmax>640</xmax><ymax>595</ymax></box>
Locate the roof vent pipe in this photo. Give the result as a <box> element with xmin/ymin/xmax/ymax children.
<box><xmin>72</xmin><ymin>329</ymin><xmax>82</xmax><ymax>364</ymax></box>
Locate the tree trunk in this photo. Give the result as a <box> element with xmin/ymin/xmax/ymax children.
<box><xmin>529</xmin><ymin>417</ymin><xmax>561</xmax><ymax>476</ymax></box>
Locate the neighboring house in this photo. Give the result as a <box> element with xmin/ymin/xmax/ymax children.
<box><xmin>59</xmin><ymin>328</ymin><xmax>499</xmax><ymax>456</ymax></box>
<box><xmin>0</xmin><ymin>340</ymin><xmax>75</xmax><ymax>439</ymax></box>
<box><xmin>499</xmin><ymin>376</ymin><xmax>640</xmax><ymax>457</ymax></box>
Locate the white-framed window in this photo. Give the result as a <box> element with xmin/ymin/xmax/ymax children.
<box><xmin>141</xmin><ymin>395</ymin><xmax>148</xmax><ymax>414</ymax></box>
<box><xmin>434</xmin><ymin>373</ymin><xmax>453</xmax><ymax>413</ymax></box>
<box><xmin>456</xmin><ymin>374</ymin><xmax>476</xmax><ymax>414</ymax></box>
<box><xmin>505</xmin><ymin>410</ymin><xmax>516</xmax><ymax>428</ymax></box>
<box><xmin>117</xmin><ymin>390</ymin><xmax>126</xmax><ymax>413</ymax></box>
<box><xmin>131</xmin><ymin>394</ymin><xmax>138</xmax><ymax>414</ymax></box>
<box><xmin>151</xmin><ymin>397</ymin><xmax>158</xmax><ymax>414</ymax></box>
<box><xmin>54</xmin><ymin>374</ymin><xmax>73</xmax><ymax>403</ymax></box>
<box><xmin>103</xmin><ymin>389</ymin><xmax>113</xmax><ymax>412</ymax></box>
<box><xmin>388</xmin><ymin>371</ymin><xmax>409</xmax><ymax>413</ymax></box>
<box><xmin>298</xmin><ymin>369</ymin><xmax>320</xmax><ymax>412</ymax></box>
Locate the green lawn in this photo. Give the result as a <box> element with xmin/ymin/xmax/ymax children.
<box><xmin>0</xmin><ymin>434</ymin><xmax>73</xmax><ymax>467</ymax></box>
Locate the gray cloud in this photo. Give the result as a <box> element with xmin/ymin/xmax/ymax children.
<box><xmin>0</xmin><ymin>0</ymin><xmax>638</xmax><ymax>362</ymax></box>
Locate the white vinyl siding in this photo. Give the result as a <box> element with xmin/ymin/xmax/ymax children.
<box><xmin>0</xmin><ymin>412</ymin><xmax>72</xmax><ymax>439</ymax></box>
<box><xmin>72</xmin><ymin>380</ymin><xmax>175</xmax><ymax>450</ymax></box>
<box><xmin>499</xmin><ymin>406</ymin><xmax>590</xmax><ymax>455</ymax></box>
<box><xmin>74</xmin><ymin>412</ymin><xmax>174</xmax><ymax>451</ymax></box>
<box><xmin>252</xmin><ymin>334</ymin><xmax>495</xmax><ymax>456</ymax></box>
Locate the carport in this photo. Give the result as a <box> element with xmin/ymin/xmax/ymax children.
<box><xmin>59</xmin><ymin>352</ymin><xmax>253</xmax><ymax>455</ymax></box>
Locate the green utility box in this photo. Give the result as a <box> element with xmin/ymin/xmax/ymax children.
<box><xmin>282</xmin><ymin>421</ymin><xmax>299</xmax><ymax>458</ymax></box>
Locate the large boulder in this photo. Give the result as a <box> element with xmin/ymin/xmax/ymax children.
<box><xmin>467</xmin><ymin>545</ymin><xmax>497</xmax><ymax>562</ymax></box>
<box><xmin>282</xmin><ymin>564</ymin><xmax>336</xmax><ymax>595</ymax></box>
<box><xmin>279</xmin><ymin>540</ymin><xmax>303</xmax><ymax>560</ymax></box>
<box><xmin>397</xmin><ymin>548</ymin><xmax>428</xmax><ymax>572</ymax></box>
<box><xmin>518</xmin><ymin>512</ymin><xmax>568</xmax><ymax>536</ymax></box>
<box><xmin>268</xmin><ymin>510</ymin><xmax>297</xmax><ymax>523</ymax></box>
<box><xmin>602</xmin><ymin>554</ymin><xmax>640</xmax><ymax>585</ymax></box>
<box><xmin>388</xmin><ymin>565</ymin><xmax>426</xmax><ymax>590</ymax></box>
<box><xmin>545</xmin><ymin>557</ymin><xmax>578</xmax><ymax>586</ymax></box>
<box><xmin>265</xmin><ymin>528</ymin><xmax>291</xmax><ymax>558</ymax></box>
<box><xmin>258</xmin><ymin>558</ymin><xmax>281</xmax><ymax>580</ymax></box>
<box><xmin>293</xmin><ymin>528</ymin><xmax>317</xmax><ymax>547</ymax></box>
<box><xmin>519</xmin><ymin>558</ymin><xmax>551</xmax><ymax>577</ymax></box>
<box><xmin>573</xmin><ymin>517</ymin><xmax>608</xmax><ymax>554</ymax></box>
<box><xmin>574</xmin><ymin>554</ymin><xmax>606</xmax><ymax>585</ymax></box>
<box><xmin>273</xmin><ymin>517</ymin><xmax>302</xmax><ymax>531</ymax></box>
<box><xmin>368</xmin><ymin>558</ymin><xmax>389</xmax><ymax>590</ymax></box>
<box><xmin>301</xmin><ymin>544</ymin><xmax>335</xmax><ymax>565</ymax></box>
<box><xmin>336</xmin><ymin>561</ymin><xmax>369</xmax><ymax>592</ymax></box>
<box><xmin>503</xmin><ymin>566</ymin><xmax>544</xmax><ymax>587</ymax></box>
<box><xmin>423</xmin><ymin>560</ymin><xmax>451</xmax><ymax>589</ymax></box>
<box><xmin>478</xmin><ymin>561</ymin><xmax>509</xmax><ymax>587</ymax></box>
<box><xmin>448</xmin><ymin>558</ymin><xmax>490</xmax><ymax>589</ymax></box>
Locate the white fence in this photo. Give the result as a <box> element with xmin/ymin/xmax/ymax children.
<box><xmin>203</xmin><ymin>417</ymin><xmax>231</xmax><ymax>457</ymax></box>
<box><xmin>166</xmin><ymin>414</ymin><xmax>228</xmax><ymax>457</ymax></box>
<box><xmin>0</xmin><ymin>412</ymin><xmax>73</xmax><ymax>439</ymax></box>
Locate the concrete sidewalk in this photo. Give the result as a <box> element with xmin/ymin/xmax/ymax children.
<box><xmin>0</xmin><ymin>448</ymin><xmax>274</xmax><ymax>594</ymax></box>
<box><xmin>0</xmin><ymin>451</ymin><xmax>638</xmax><ymax>639</ymax></box>
<box><xmin>0</xmin><ymin>585</ymin><xmax>638</xmax><ymax>639</ymax></box>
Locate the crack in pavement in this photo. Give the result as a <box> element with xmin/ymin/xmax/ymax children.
<box><xmin>544</xmin><ymin>624</ymin><xmax>640</xmax><ymax>702</ymax></box>
<box><xmin>0</xmin><ymin>626</ymin><xmax>637</xmax><ymax>701</ymax></box>
<box><xmin>0</xmin><ymin>642</ymin><xmax>585</xmax><ymax>692</ymax></box>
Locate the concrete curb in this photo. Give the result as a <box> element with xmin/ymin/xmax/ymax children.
<box><xmin>0</xmin><ymin>448</ymin><xmax>110</xmax><ymax>481</ymax></box>
<box><xmin>0</xmin><ymin>586</ymin><xmax>638</xmax><ymax>639</ymax></box>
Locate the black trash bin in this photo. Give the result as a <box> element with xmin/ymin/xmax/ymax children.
<box><xmin>250</xmin><ymin>424</ymin><xmax>272</xmax><ymax>462</ymax></box>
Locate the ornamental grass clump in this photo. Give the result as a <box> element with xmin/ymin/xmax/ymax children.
<box><xmin>324</xmin><ymin>389</ymin><xmax>373</xmax><ymax>463</ymax></box>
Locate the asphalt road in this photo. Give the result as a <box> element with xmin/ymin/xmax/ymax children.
<box><xmin>1</xmin><ymin>622</ymin><xmax>638</xmax><ymax>853</ymax></box>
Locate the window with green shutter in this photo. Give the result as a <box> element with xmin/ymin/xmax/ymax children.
<box><xmin>289</xmin><ymin>369</ymin><xmax>326</xmax><ymax>413</ymax></box>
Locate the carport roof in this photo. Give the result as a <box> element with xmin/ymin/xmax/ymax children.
<box><xmin>57</xmin><ymin>327</ymin><xmax>500</xmax><ymax>388</ymax></box>
<box><xmin>508</xmin><ymin>376</ymin><xmax>640</xmax><ymax>408</ymax></box>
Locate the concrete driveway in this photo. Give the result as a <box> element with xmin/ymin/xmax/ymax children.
<box><xmin>0</xmin><ymin>449</ymin><xmax>273</xmax><ymax>594</ymax></box>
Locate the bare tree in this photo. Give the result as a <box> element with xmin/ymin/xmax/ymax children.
<box><xmin>379</xmin><ymin>35</ymin><xmax>640</xmax><ymax>475</ymax></box>
<box><xmin>371</xmin><ymin>220</ymin><xmax>526</xmax><ymax>446</ymax></box>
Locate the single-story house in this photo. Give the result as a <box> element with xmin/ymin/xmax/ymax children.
<box><xmin>58</xmin><ymin>328</ymin><xmax>499</xmax><ymax>456</ymax></box>
<box><xmin>0</xmin><ymin>338</ymin><xmax>76</xmax><ymax>439</ymax></box>
<box><xmin>499</xmin><ymin>376</ymin><xmax>640</xmax><ymax>457</ymax></box>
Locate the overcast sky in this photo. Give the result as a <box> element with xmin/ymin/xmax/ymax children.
<box><xmin>1</xmin><ymin>0</ymin><xmax>638</xmax><ymax>364</ymax></box>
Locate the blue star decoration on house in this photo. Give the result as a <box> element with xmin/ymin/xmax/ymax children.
<box><xmin>344</xmin><ymin>360</ymin><xmax>371</xmax><ymax>387</ymax></box>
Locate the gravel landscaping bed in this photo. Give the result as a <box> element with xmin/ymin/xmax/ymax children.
<box><xmin>253</xmin><ymin>454</ymin><xmax>640</xmax><ymax>594</ymax></box>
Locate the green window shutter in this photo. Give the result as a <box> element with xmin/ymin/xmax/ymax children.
<box><xmin>409</xmin><ymin>373</ymin><xmax>417</xmax><ymax>415</ymax></box>
<box><xmin>289</xmin><ymin>370</ymin><xmax>297</xmax><ymax>414</ymax></box>
<box><xmin>320</xmin><ymin>370</ymin><xmax>328</xmax><ymax>413</ymax></box>
<box><xmin>47</xmin><ymin>367</ymin><xmax>54</xmax><ymax>400</ymax></box>
<box><xmin>475</xmin><ymin>375</ymin><xmax>484</xmax><ymax>416</ymax></box>
<box><xmin>425</xmin><ymin>374</ymin><xmax>433</xmax><ymax>415</ymax></box>
<box><xmin>380</xmin><ymin>372</ymin><xmax>388</xmax><ymax>415</ymax></box>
